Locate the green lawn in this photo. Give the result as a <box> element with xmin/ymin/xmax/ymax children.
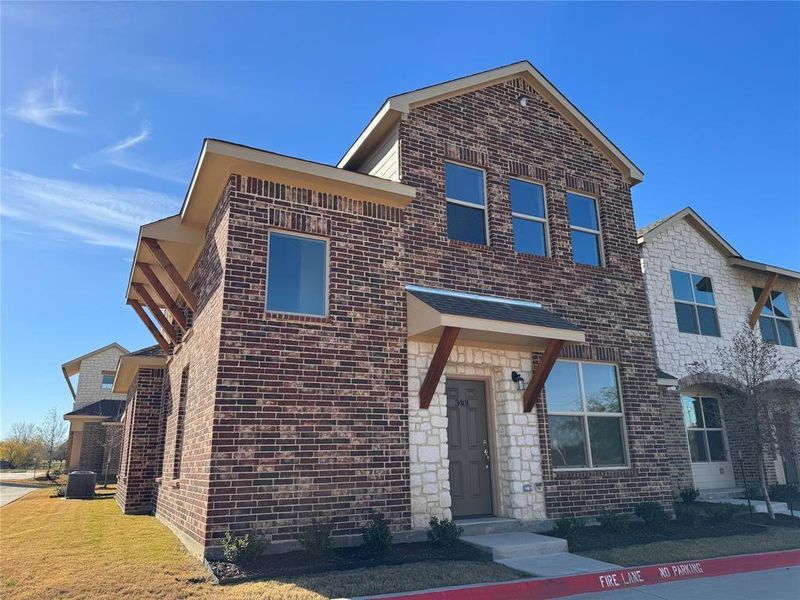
<box><xmin>0</xmin><ymin>488</ymin><xmax>521</xmax><ymax>600</ymax></box>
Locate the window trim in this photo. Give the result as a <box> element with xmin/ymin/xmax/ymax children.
<box><xmin>100</xmin><ymin>371</ymin><xmax>115</xmax><ymax>390</ymax></box>
<box><xmin>753</xmin><ymin>287</ymin><xmax>796</xmax><ymax>347</ymax></box>
<box><xmin>682</xmin><ymin>396</ymin><xmax>730</xmax><ymax>464</ymax></box>
<box><xmin>670</xmin><ymin>269</ymin><xmax>721</xmax><ymax>337</ymax></box>
<box><xmin>566</xmin><ymin>191</ymin><xmax>604</xmax><ymax>267</ymax></box>
<box><xmin>509</xmin><ymin>176</ymin><xmax>550</xmax><ymax>257</ymax></box>
<box><xmin>546</xmin><ymin>359</ymin><xmax>630</xmax><ymax>471</ymax></box>
<box><xmin>265</xmin><ymin>229</ymin><xmax>330</xmax><ymax>318</ymax></box>
<box><xmin>444</xmin><ymin>160</ymin><xmax>490</xmax><ymax>246</ymax></box>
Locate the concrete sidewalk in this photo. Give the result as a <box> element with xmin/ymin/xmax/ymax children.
<box><xmin>562</xmin><ymin>566</ymin><xmax>800</xmax><ymax>599</ymax></box>
<box><xmin>0</xmin><ymin>483</ymin><xmax>40</xmax><ymax>507</ymax></box>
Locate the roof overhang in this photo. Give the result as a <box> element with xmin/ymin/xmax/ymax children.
<box><xmin>728</xmin><ymin>257</ymin><xmax>800</xmax><ymax>282</ymax></box>
<box><xmin>113</xmin><ymin>353</ymin><xmax>167</xmax><ymax>394</ymax></box>
<box><xmin>63</xmin><ymin>414</ymin><xmax>108</xmax><ymax>423</ymax></box>
<box><xmin>339</xmin><ymin>60</ymin><xmax>644</xmax><ymax>185</ymax></box>
<box><xmin>637</xmin><ymin>207</ymin><xmax>741</xmax><ymax>258</ymax></box>
<box><xmin>407</xmin><ymin>287</ymin><xmax>585</xmax><ymax>352</ymax></box>
<box><xmin>61</xmin><ymin>342</ymin><xmax>129</xmax><ymax>400</ymax></box>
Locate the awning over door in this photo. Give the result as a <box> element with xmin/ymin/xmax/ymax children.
<box><xmin>406</xmin><ymin>285</ymin><xmax>585</xmax><ymax>412</ymax></box>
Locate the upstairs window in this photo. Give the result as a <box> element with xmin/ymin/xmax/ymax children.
<box><xmin>445</xmin><ymin>162</ymin><xmax>487</xmax><ymax>245</ymax></box>
<box><xmin>266</xmin><ymin>231</ymin><xmax>328</xmax><ymax>316</ymax></box>
<box><xmin>670</xmin><ymin>270</ymin><xmax>720</xmax><ymax>336</ymax></box>
<box><xmin>510</xmin><ymin>178</ymin><xmax>548</xmax><ymax>256</ymax></box>
<box><xmin>545</xmin><ymin>361</ymin><xmax>627</xmax><ymax>469</ymax></box>
<box><xmin>753</xmin><ymin>287</ymin><xmax>796</xmax><ymax>347</ymax></box>
<box><xmin>101</xmin><ymin>372</ymin><xmax>115</xmax><ymax>390</ymax></box>
<box><xmin>567</xmin><ymin>193</ymin><xmax>602</xmax><ymax>266</ymax></box>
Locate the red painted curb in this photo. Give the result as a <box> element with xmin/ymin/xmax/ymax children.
<box><xmin>372</xmin><ymin>549</ymin><xmax>800</xmax><ymax>600</ymax></box>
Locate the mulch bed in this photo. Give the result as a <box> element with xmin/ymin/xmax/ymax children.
<box><xmin>207</xmin><ymin>540</ymin><xmax>491</xmax><ymax>584</ymax></box>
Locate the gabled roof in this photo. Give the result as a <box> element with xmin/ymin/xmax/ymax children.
<box><xmin>638</xmin><ymin>207</ymin><xmax>800</xmax><ymax>281</ymax></box>
<box><xmin>61</xmin><ymin>342</ymin><xmax>129</xmax><ymax>400</ymax></box>
<box><xmin>338</xmin><ymin>60</ymin><xmax>644</xmax><ymax>185</ymax></box>
<box><xmin>64</xmin><ymin>399</ymin><xmax>126</xmax><ymax>421</ymax></box>
<box><xmin>112</xmin><ymin>346</ymin><xmax>167</xmax><ymax>395</ymax></box>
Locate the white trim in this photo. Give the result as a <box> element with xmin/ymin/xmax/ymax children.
<box><xmin>265</xmin><ymin>230</ymin><xmax>330</xmax><ymax>318</ymax></box>
<box><xmin>682</xmin><ymin>395</ymin><xmax>733</xmax><ymax>466</ymax></box>
<box><xmin>404</xmin><ymin>284</ymin><xmax>542</xmax><ymax>309</ymax></box>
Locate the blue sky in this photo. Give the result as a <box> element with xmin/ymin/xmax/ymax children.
<box><xmin>1</xmin><ymin>2</ymin><xmax>798</xmax><ymax>435</ymax></box>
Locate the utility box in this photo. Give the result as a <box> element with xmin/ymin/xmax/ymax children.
<box><xmin>65</xmin><ymin>471</ymin><xmax>96</xmax><ymax>499</ymax></box>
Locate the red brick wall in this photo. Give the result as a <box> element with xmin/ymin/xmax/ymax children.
<box><xmin>116</xmin><ymin>367</ymin><xmax>166</xmax><ymax>514</ymax></box>
<box><xmin>202</xmin><ymin>174</ymin><xmax>409</xmax><ymax>548</ymax></box>
<box><xmin>398</xmin><ymin>76</ymin><xmax>673</xmax><ymax>516</ymax></box>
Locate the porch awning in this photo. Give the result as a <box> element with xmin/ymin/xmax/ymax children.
<box><xmin>406</xmin><ymin>285</ymin><xmax>585</xmax><ymax>411</ymax></box>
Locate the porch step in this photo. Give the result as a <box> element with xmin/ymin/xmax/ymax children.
<box><xmin>462</xmin><ymin>532</ymin><xmax>568</xmax><ymax>559</ymax></box>
<box><xmin>455</xmin><ymin>517</ymin><xmax>524</xmax><ymax>536</ymax></box>
<box><xmin>698</xmin><ymin>487</ymin><xmax>744</xmax><ymax>500</ymax></box>
<box><xmin>702</xmin><ymin>496</ymin><xmax>793</xmax><ymax>516</ymax></box>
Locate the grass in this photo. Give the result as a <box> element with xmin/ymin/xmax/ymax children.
<box><xmin>580</xmin><ymin>526</ymin><xmax>800</xmax><ymax>566</ymax></box>
<box><xmin>0</xmin><ymin>488</ymin><xmax>521</xmax><ymax>600</ymax></box>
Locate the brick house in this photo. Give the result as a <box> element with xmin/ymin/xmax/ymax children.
<box><xmin>639</xmin><ymin>207</ymin><xmax>800</xmax><ymax>491</ymax></box>
<box><xmin>62</xmin><ymin>342</ymin><xmax>128</xmax><ymax>477</ymax></box>
<box><xmin>114</xmin><ymin>61</ymin><xmax>675</xmax><ymax>558</ymax></box>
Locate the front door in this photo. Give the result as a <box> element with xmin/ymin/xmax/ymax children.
<box><xmin>446</xmin><ymin>379</ymin><xmax>493</xmax><ymax>517</ymax></box>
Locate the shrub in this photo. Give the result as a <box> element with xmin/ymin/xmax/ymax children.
<box><xmin>743</xmin><ymin>484</ymin><xmax>763</xmax><ymax>500</ymax></box>
<box><xmin>673</xmin><ymin>502</ymin><xmax>696</xmax><ymax>526</ymax></box>
<box><xmin>297</xmin><ymin>519</ymin><xmax>334</xmax><ymax>557</ymax></box>
<box><xmin>705</xmin><ymin>504</ymin><xmax>737</xmax><ymax>525</ymax></box>
<box><xmin>596</xmin><ymin>511</ymin><xmax>628</xmax><ymax>534</ymax></box>
<box><xmin>768</xmin><ymin>483</ymin><xmax>800</xmax><ymax>503</ymax></box>
<box><xmin>553</xmin><ymin>516</ymin><xmax>583</xmax><ymax>538</ymax></box>
<box><xmin>427</xmin><ymin>517</ymin><xmax>463</xmax><ymax>548</ymax></box>
<box><xmin>222</xmin><ymin>531</ymin><xmax>270</xmax><ymax>564</ymax></box>
<box><xmin>361</xmin><ymin>512</ymin><xmax>393</xmax><ymax>554</ymax></box>
<box><xmin>51</xmin><ymin>483</ymin><xmax>65</xmax><ymax>498</ymax></box>
<box><xmin>678</xmin><ymin>486</ymin><xmax>701</xmax><ymax>504</ymax></box>
<box><xmin>634</xmin><ymin>502</ymin><xmax>669</xmax><ymax>529</ymax></box>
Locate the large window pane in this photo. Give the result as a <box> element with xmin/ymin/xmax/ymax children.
<box><xmin>571</xmin><ymin>231</ymin><xmax>601</xmax><ymax>266</ymax></box>
<box><xmin>707</xmin><ymin>431</ymin><xmax>727</xmax><ymax>462</ymax></box>
<box><xmin>549</xmin><ymin>416</ymin><xmax>588</xmax><ymax>468</ymax></box>
<box><xmin>777</xmin><ymin>319</ymin><xmax>797</xmax><ymax>347</ymax></box>
<box><xmin>266</xmin><ymin>233</ymin><xmax>327</xmax><ymax>315</ymax></box>
<box><xmin>566</xmin><ymin>193</ymin><xmax>598</xmax><ymax>229</ymax></box>
<box><xmin>445</xmin><ymin>162</ymin><xmax>484</xmax><ymax>206</ymax></box>
<box><xmin>513</xmin><ymin>218</ymin><xmax>546</xmax><ymax>256</ymax></box>
<box><xmin>753</xmin><ymin>287</ymin><xmax>773</xmax><ymax>315</ymax></box>
<box><xmin>446</xmin><ymin>203</ymin><xmax>486</xmax><ymax>244</ymax></box>
<box><xmin>545</xmin><ymin>362</ymin><xmax>582</xmax><ymax>412</ymax></box>
<box><xmin>688</xmin><ymin>430</ymin><xmax>708</xmax><ymax>462</ymax></box>
<box><xmin>671</xmin><ymin>271</ymin><xmax>694</xmax><ymax>302</ymax></box>
<box><xmin>510</xmin><ymin>179</ymin><xmax>545</xmax><ymax>217</ymax></box>
<box><xmin>759</xmin><ymin>316</ymin><xmax>778</xmax><ymax>344</ymax></box>
<box><xmin>588</xmin><ymin>417</ymin><xmax>625</xmax><ymax>466</ymax></box>
<box><xmin>682</xmin><ymin>397</ymin><xmax>704</xmax><ymax>428</ymax></box>
<box><xmin>692</xmin><ymin>275</ymin><xmax>716</xmax><ymax>305</ymax></box>
<box><xmin>771</xmin><ymin>291</ymin><xmax>791</xmax><ymax>319</ymax></box>
<box><xmin>701</xmin><ymin>398</ymin><xmax>722</xmax><ymax>428</ymax></box>
<box><xmin>582</xmin><ymin>364</ymin><xmax>621</xmax><ymax>412</ymax></box>
<box><xmin>697</xmin><ymin>306</ymin><xmax>721</xmax><ymax>336</ymax></box>
<box><xmin>675</xmin><ymin>302</ymin><xmax>699</xmax><ymax>334</ymax></box>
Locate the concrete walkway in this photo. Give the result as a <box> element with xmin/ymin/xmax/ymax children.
<box><xmin>0</xmin><ymin>484</ymin><xmax>40</xmax><ymax>507</ymax></box>
<box><xmin>0</xmin><ymin>470</ymin><xmax>36</xmax><ymax>481</ymax></box>
<box><xmin>560</xmin><ymin>566</ymin><xmax>800</xmax><ymax>599</ymax></box>
<box><xmin>462</xmin><ymin>531</ymin><xmax>620</xmax><ymax>577</ymax></box>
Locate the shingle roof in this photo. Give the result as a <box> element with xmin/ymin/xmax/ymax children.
<box><xmin>64</xmin><ymin>399</ymin><xmax>126</xmax><ymax>420</ymax></box>
<box><xmin>407</xmin><ymin>286</ymin><xmax>582</xmax><ymax>332</ymax></box>
<box><xmin>129</xmin><ymin>345</ymin><xmax>166</xmax><ymax>358</ymax></box>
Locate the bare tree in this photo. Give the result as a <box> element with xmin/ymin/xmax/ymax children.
<box><xmin>690</xmin><ymin>325</ymin><xmax>800</xmax><ymax>519</ymax></box>
<box><xmin>99</xmin><ymin>424</ymin><xmax>123</xmax><ymax>488</ymax></box>
<box><xmin>39</xmin><ymin>407</ymin><xmax>68</xmax><ymax>478</ymax></box>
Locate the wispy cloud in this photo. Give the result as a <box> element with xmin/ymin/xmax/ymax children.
<box><xmin>8</xmin><ymin>70</ymin><xmax>86</xmax><ymax>132</ymax></box>
<box><xmin>73</xmin><ymin>122</ymin><xmax>190</xmax><ymax>183</ymax></box>
<box><xmin>1</xmin><ymin>170</ymin><xmax>179</xmax><ymax>250</ymax></box>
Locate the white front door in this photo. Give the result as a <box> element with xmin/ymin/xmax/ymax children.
<box><xmin>682</xmin><ymin>396</ymin><xmax>736</xmax><ymax>489</ymax></box>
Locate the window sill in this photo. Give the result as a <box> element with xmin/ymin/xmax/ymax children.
<box><xmin>552</xmin><ymin>466</ymin><xmax>631</xmax><ymax>477</ymax></box>
<box><xmin>264</xmin><ymin>312</ymin><xmax>331</xmax><ymax>324</ymax></box>
<box><xmin>447</xmin><ymin>239</ymin><xmax>491</xmax><ymax>250</ymax></box>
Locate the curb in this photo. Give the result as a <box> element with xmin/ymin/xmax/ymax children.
<box><xmin>366</xmin><ymin>549</ymin><xmax>800</xmax><ymax>600</ymax></box>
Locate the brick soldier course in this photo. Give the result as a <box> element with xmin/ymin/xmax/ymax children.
<box><xmin>114</xmin><ymin>61</ymin><xmax>676</xmax><ymax>558</ymax></box>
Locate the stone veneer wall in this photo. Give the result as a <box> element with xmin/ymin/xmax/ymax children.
<box><xmin>408</xmin><ymin>341</ymin><xmax>546</xmax><ymax>528</ymax></box>
<box><xmin>73</xmin><ymin>346</ymin><xmax>128</xmax><ymax>409</ymax></box>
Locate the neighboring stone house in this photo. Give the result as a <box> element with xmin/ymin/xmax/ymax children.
<box><xmin>62</xmin><ymin>343</ymin><xmax>128</xmax><ymax>477</ymax></box>
<box><xmin>639</xmin><ymin>207</ymin><xmax>800</xmax><ymax>491</ymax></box>
<box><xmin>114</xmin><ymin>60</ymin><xmax>675</xmax><ymax>559</ymax></box>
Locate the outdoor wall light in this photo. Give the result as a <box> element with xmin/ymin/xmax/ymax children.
<box><xmin>511</xmin><ymin>371</ymin><xmax>526</xmax><ymax>390</ymax></box>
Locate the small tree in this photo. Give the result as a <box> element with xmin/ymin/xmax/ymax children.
<box><xmin>690</xmin><ymin>325</ymin><xmax>799</xmax><ymax>520</ymax></box>
<box><xmin>0</xmin><ymin>422</ymin><xmax>44</xmax><ymax>468</ymax></box>
<box><xmin>39</xmin><ymin>407</ymin><xmax>67</xmax><ymax>478</ymax></box>
<box><xmin>99</xmin><ymin>424</ymin><xmax>123</xmax><ymax>488</ymax></box>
